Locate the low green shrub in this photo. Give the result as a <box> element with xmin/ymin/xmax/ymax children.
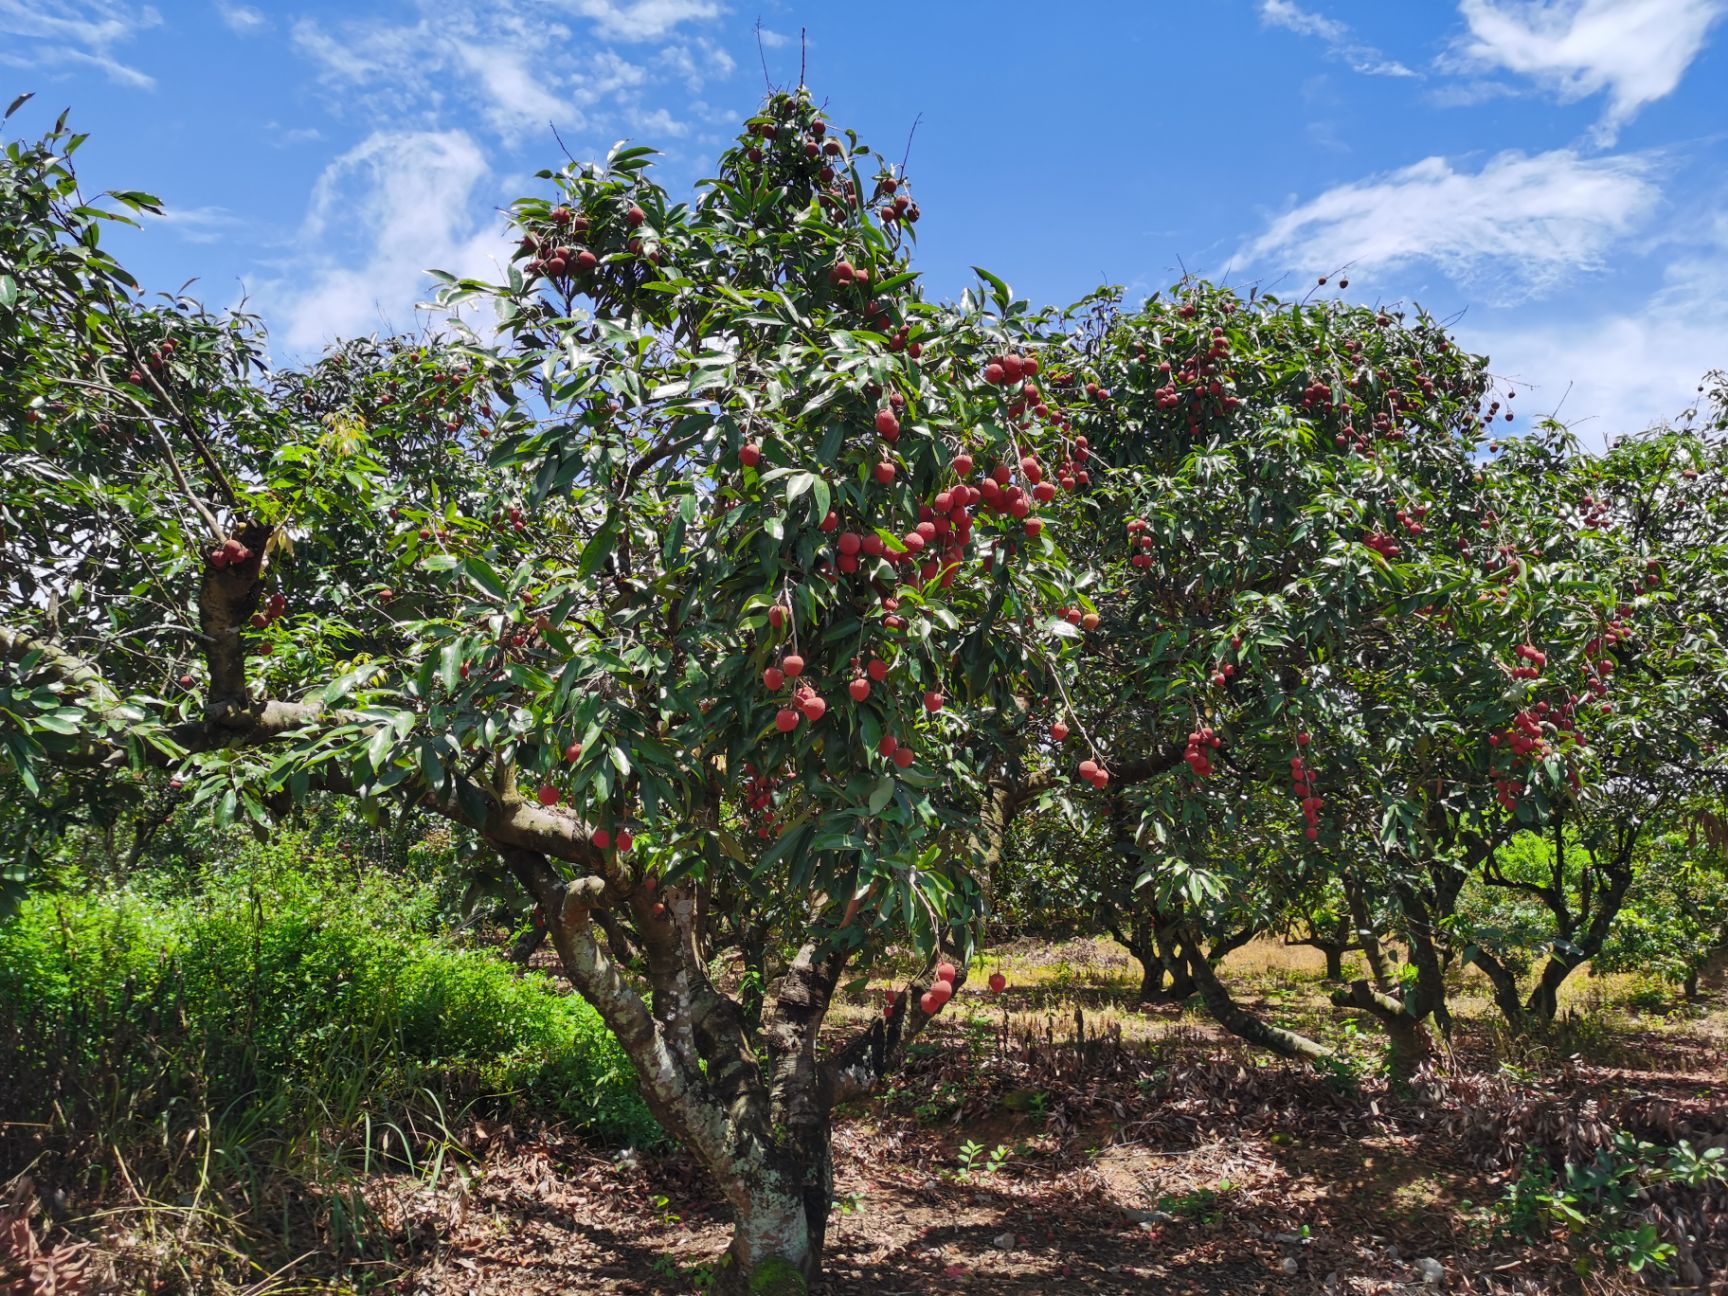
<box><xmin>0</xmin><ymin>836</ymin><xmax>659</xmax><ymax>1168</ymax></box>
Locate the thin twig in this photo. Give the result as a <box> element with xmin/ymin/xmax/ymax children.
<box><xmin>755</xmin><ymin>18</ymin><xmax>774</xmax><ymax>91</ymax></box>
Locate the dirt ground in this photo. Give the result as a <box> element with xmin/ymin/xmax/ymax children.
<box><xmin>15</xmin><ymin>938</ymin><xmax>1727</xmax><ymax>1295</ymax></box>
<box><xmin>360</xmin><ymin>939</ymin><xmax>1728</xmax><ymax>1296</ymax></box>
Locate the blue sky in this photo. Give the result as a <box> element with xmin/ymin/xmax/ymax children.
<box><xmin>5</xmin><ymin>0</ymin><xmax>1726</xmax><ymax>445</ymax></box>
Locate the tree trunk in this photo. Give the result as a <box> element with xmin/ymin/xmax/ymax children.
<box><xmin>1524</xmin><ymin>953</ymin><xmax>1581</xmax><ymax>1023</ymax></box>
<box><xmin>1182</xmin><ymin>932</ymin><xmax>1333</xmax><ymax>1064</ymax></box>
<box><xmin>716</xmin><ymin>1182</ymin><xmax>817</xmax><ymax>1295</ymax></box>
<box><xmin>501</xmin><ymin>847</ymin><xmax>834</xmax><ymax>1294</ymax></box>
<box><xmin>1684</xmin><ymin>968</ymin><xmax>1700</xmax><ymax>1001</ymax></box>
<box><xmin>1395</xmin><ymin>876</ymin><xmax>1458</xmax><ymax>1034</ymax></box>
<box><xmin>1116</xmin><ymin>916</ymin><xmax>1183</xmax><ymax>1003</ymax></box>
<box><xmin>1331</xmin><ymin>981</ymin><xmax>1432</xmax><ymax>1084</ymax></box>
<box><xmin>1154</xmin><ymin>920</ymin><xmax>1196</xmax><ymax>1000</ymax></box>
<box><xmin>1463</xmin><ymin>944</ymin><xmax>1527</xmax><ymax>1033</ymax></box>
<box><xmin>1137</xmin><ymin>948</ymin><xmax>1166</xmax><ymax>1002</ymax></box>
<box><xmin>1350</xmin><ymin>891</ymin><xmax>1396</xmax><ymax>993</ymax></box>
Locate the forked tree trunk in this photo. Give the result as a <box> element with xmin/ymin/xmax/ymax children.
<box><xmin>1331</xmin><ymin>981</ymin><xmax>1433</xmax><ymax>1084</ymax></box>
<box><xmin>500</xmin><ymin>845</ymin><xmax>944</xmax><ymax>1293</ymax></box>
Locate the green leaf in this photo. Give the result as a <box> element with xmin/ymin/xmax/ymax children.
<box><xmin>867</xmin><ymin>776</ymin><xmax>895</xmax><ymax>816</ymax></box>
<box><xmin>580</xmin><ymin>518</ymin><xmax>621</xmax><ymax>579</ymax></box>
<box><xmin>463</xmin><ymin>556</ymin><xmax>508</xmax><ymax>602</ymax></box>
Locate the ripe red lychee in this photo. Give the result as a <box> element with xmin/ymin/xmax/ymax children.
<box><xmin>782</xmin><ymin>654</ymin><xmax>805</xmax><ymax>677</ymax></box>
<box><xmin>626</xmin><ymin>204</ymin><xmax>646</xmax><ymax>226</ymax></box>
<box><xmin>849</xmin><ymin>678</ymin><xmax>870</xmax><ymax>701</ymax></box>
<box><xmin>564</xmin><ymin>742</ymin><xmax>583</xmax><ymax>762</ymax></box>
<box><xmin>776</xmin><ymin>707</ymin><xmax>800</xmax><ymax>732</ymax></box>
<box><xmin>615</xmin><ymin>830</ymin><xmax>634</xmax><ymax>852</ymax></box>
<box><xmin>1051</xmin><ymin>721</ymin><xmax>1069</xmax><ymax>742</ymax></box>
<box><xmin>988</xmin><ymin>972</ymin><xmax>1007</xmax><ymax>994</ymax></box>
<box><xmin>764</xmin><ymin>666</ymin><xmax>785</xmax><ymax>690</ymax></box>
<box><xmin>740</xmin><ymin>443</ymin><xmax>762</xmax><ymax>468</ymax></box>
<box><xmin>592</xmin><ymin>828</ymin><xmax>612</xmax><ymax>849</ymax></box>
<box><xmin>935</xmin><ymin>961</ymin><xmax>957</xmax><ymax>983</ymax></box>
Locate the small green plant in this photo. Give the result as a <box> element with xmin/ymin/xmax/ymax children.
<box><xmin>834</xmin><ymin>1189</ymin><xmax>868</xmax><ymax>1216</ymax></box>
<box><xmin>1492</xmin><ymin>1135</ymin><xmax>1726</xmax><ymax>1275</ymax></box>
<box><xmin>1156</xmin><ymin>1181</ymin><xmax>1235</xmax><ymax>1224</ymax></box>
<box><xmin>955</xmin><ymin>1139</ymin><xmax>1013</xmax><ymax>1180</ymax></box>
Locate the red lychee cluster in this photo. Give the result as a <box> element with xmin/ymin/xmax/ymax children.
<box><xmin>1184</xmin><ymin>725</ymin><xmax>1221</xmax><ymax>777</ymax></box>
<box><xmin>248</xmin><ymin>591</ymin><xmax>287</xmax><ymax>631</ymax></box>
<box><xmin>1127</xmin><ymin>517</ymin><xmax>1154</xmax><ymax>569</ymax></box>
<box><xmin>1362</xmin><ymin>530</ymin><xmax>1402</xmax><ymax>559</ymax></box>
<box><xmin>1076</xmin><ymin>758</ymin><xmax>1111</xmax><ymax>789</ymax></box>
<box><xmin>1510</xmin><ymin>642</ymin><xmax>1546</xmax><ymax>680</ymax></box>
<box><xmin>920</xmin><ymin>961</ymin><xmax>958</xmax><ymax>1014</ymax></box>
<box><xmin>1290</xmin><ymin>748</ymin><xmax>1323</xmax><ymax>842</ymax></box>
<box><xmin>208</xmin><ymin>536</ymin><xmax>253</xmax><ymax>570</ymax></box>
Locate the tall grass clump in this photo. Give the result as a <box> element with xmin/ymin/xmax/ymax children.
<box><xmin>0</xmin><ymin>830</ymin><xmax>656</xmax><ymax>1286</ymax></box>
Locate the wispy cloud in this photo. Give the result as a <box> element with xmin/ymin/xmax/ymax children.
<box><xmin>1445</xmin><ymin>0</ymin><xmax>1728</xmax><ymax>144</ymax></box>
<box><xmin>214</xmin><ymin>1</ymin><xmax>266</xmax><ymax>35</ymax></box>
<box><xmin>1462</xmin><ymin>214</ymin><xmax>1728</xmax><ymax>444</ymax></box>
<box><xmin>150</xmin><ymin>203</ymin><xmax>247</xmax><ymax>244</ymax></box>
<box><xmin>1236</xmin><ymin>148</ymin><xmax>1662</xmax><ymax>304</ymax></box>
<box><xmin>263</xmin><ymin>129</ymin><xmax>510</xmax><ymax>353</ymax></box>
<box><xmin>0</xmin><ymin>0</ymin><xmax>161</xmax><ymax>88</ymax></box>
<box><xmin>1258</xmin><ymin>0</ymin><xmax>1418</xmax><ymax>77</ymax></box>
<box><xmin>288</xmin><ymin>2</ymin><xmax>726</xmax><ymax>144</ymax></box>
<box><xmin>565</xmin><ymin>0</ymin><xmax>723</xmax><ymax>42</ymax></box>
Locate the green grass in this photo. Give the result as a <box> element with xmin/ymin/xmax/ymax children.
<box><xmin>0</xmin><ymin>836</ymin><xmax>657</xmax><ymax>1287</ymax></box>
<box><xmin>0</xmin><ymin>848</ymin><xmax>656</xmax><ymax>1149</ymax></box>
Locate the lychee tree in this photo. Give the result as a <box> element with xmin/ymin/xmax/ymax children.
<box><xmin>0</xmin><ymin>91</ymin><xmax>1102</xmax><ymax>1291</ymax></box>
<box><xmin>965</xmin><ymin>283</ymin><xmax>1512</xmax><ymax>1045</ymax></box>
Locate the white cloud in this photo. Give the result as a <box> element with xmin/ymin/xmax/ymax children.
<box><xmin>1236</xmin><ymin>148</ymin><xmax>1662</xmax><ymax>304</ymax></box>
<box><xmin>0</xmin><ymin>0</ymin><xmax>160</xmax><ymax>88</ymax></box>
<box><xmin>1448</xmin><ymin>0</ymin><xmax>1727</xmax><ymax>142</ymax></box>
<box><xmin>266</xmin><ymin>129</ymin><xmax>510</xmax><ymax>354</ymax></box>
<box><xmin>563</xmin><ymin>0</ymin><xmax>723</xmax><ymax>42</ymax></box>
<box><xmin>150</xmin><ymin>203</ymin><xmax>246</xmax><ymax>244</ymax></box>
<box><xmin>289</xmin><ymin>3</ymin><xmax>723</xmax><ymax>145</ymax></box>
<box><xmin>454</xmin><ymin>43</ymin><xmax>575</xmax><ymax>134</ymax></box>
<box><xmin>1258</xmin><ymin>0</ymin><xmax>1418</xmax><ymax>77</ymax></box>
<box><xmin>214</xmin><ymin>1</ymin><xmax>265</xmax><ymax>34</ymax></box>
<box><xmin>1463</xmin><ymin>220</ymin><xmax>1728</xmax><ymax>444</ymax></box>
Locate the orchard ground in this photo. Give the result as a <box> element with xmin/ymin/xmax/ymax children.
<box><xmin>22</xmin><ymin>930</ymin><xmax>1723</xmax><ymax>1296</ymax></box>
